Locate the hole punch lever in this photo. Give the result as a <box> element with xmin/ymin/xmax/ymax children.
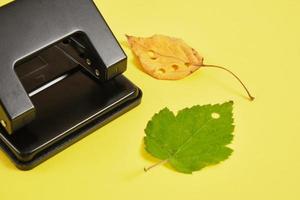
<box><xmin>0</xmin><ymin>0</ymin><xmax>142</xmax><ymax>170</ymax></box>
<box><xmin>0</xmin><ymin>0</ymin><xmax>128</xmax><ymax>134</ymax></box>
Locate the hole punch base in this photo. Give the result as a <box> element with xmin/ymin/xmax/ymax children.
<box><xmin>0</xmin><ymin>71</ymin><xmax>142</xmax><ymax>170</ymax></box>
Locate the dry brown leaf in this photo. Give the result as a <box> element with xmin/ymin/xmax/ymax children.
<box><xmin>126</xmin><ymin>34</ymin><xmax>255</xmax><ymax>101</ymax></box>
<box><xmin>126</xmin><ymin>34</ymin><xmax>204</xmax><ymax>80</ymax></box>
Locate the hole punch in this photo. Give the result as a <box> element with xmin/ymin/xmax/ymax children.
<box><xmin>0</xmin><ymin>0</ymin><xmax>142</xmax><ymax>170</ymax></box>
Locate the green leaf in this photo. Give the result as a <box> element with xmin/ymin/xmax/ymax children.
<box><xmin>144</xmin><ymin>101</ymin><xmax>235</xmax><ymax>174</ymax></box>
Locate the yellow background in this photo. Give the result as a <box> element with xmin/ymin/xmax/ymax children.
<box><xmin>0</xmin><ymin>0</ymin><xmax>299</xmax><ymax>199</ymax></box>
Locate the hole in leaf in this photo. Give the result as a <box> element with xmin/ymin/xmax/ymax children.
<box><xmin>185</xmin><ymin>63</ymin><xmax>191</xmax><ymax>67</ymax></box>
<box><xmin>211</xmin><ymin>112</ymin><xmax>220</xmax><ymax>119</ymax></box>
<box><xmin>171</xmin><ymin>64</ymin><xmax>179</xmax><ymax>71</ymax></box>
<box><xmin>157</xmin><ymin>68</ymin><xmax>166</xmax><ymax>74</ymax></box>
<box><xmin>148</xmin><ymin>50</ymin><xmax>157</xmax><ymax>60</ymax></box>
<box><xmin>192</xmin><ymin>49</ymin><xmax>198</xmax><ymax>56</ymax></box>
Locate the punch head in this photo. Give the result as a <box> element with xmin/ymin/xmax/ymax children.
<box><xmin>0</xmin><ymin>0</ymin><xmax>127</xmax><ymax>133</ymax></box>
<box><xmin>0</xmin><ymin>86</ymin><xmax>36</xmax><ymax>135</ymax></box>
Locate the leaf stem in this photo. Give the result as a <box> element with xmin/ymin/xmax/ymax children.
<box><xmin>202</xmin><ymin>65</ymin><xmax>255</xmax><ymax>101</ymax></box>
<box><xmin>144</xmin><ymin>159</ymin><xmax>169</xmax><ymax>172</ymax></box>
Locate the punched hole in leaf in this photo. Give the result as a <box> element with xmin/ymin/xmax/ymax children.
<box><xmin>171</xmin><ymin>64</ymin><xmax>179</xmax><ymax>71</ymax></box>
<box><xmin>148</xmin><ymin>50</ymin><xmax>157</xmax><ymax>60</ymax></box>
<box><xmin>185</xmin><ymin>63</ymin><xmax>191</xmax><ymax>68</ymax></box>
<box><xmin>157</xmin><ymin>68</ymin><xmax>166</xmax><ymax>74</ymax></box>
<box><xmin>211</xmin><ymin>112</ymin><xmax>220</xmax><ymax>119</ymax></box>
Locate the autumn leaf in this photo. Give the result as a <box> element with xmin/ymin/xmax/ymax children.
<box><xmin>126</xmin><ymin>34</ymin><xmax>203</xmax><ymax>80</ymax></box>
<box><xmin>126</xmin><ymin>34</ymin><xmax>255</xmax><ymax>101</ymax></box>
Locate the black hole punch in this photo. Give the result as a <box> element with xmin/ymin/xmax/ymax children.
<box><xmin>0</xmin><ymin>0</ymin><xmax>142</xmax><ymax>170</ymax></box>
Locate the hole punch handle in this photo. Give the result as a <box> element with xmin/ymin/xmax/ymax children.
<box><xmin>0</xmin><ymin>0</ymin><xmax>127</xmax><ymax>134</ymax></box>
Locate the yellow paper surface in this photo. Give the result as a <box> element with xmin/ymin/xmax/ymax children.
<box><xmin>0</xmin><ymin>0</ymin><xmax>299</xmax><ymax>199</ymax></box>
